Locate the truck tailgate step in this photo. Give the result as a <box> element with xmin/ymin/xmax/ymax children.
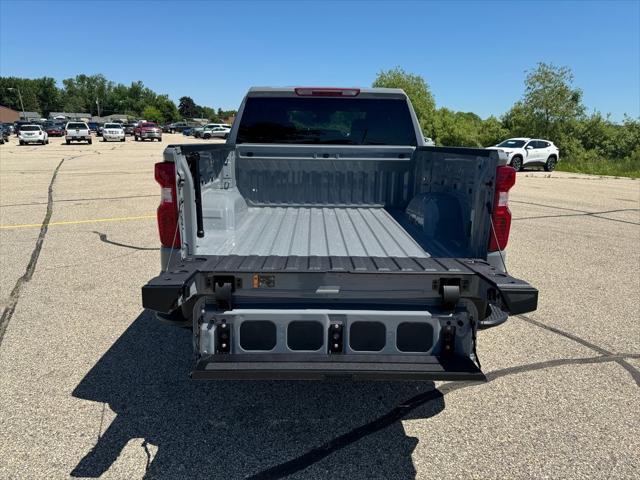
<box><xmin>191</xmin><ymin>354</ymin><xmax>486</xmax><ymax>381</ymax></box>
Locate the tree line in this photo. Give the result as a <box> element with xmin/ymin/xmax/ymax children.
<box><xmin>2</xmin><ymin>66</ymin><xmax>638</xmax><ymax>176</ymax></box>
<box><xmin>0</xmin><ymin>74</ymin><xmax>234</xmax><ymax>124</ymax></box>
<box><xmin>373</xmin><ymin>64</ymin><xmax>639</xmax><ymax>177</ymax></box>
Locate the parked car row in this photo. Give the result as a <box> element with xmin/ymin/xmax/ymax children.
<box><xmin>181</xmin><ymin>122</ymin><xmax>231</xmax><ymax>139</ymax></box>
<box><xmin>163</xmin><ymin>121</ymin><xmax>200</xmax><ymax>134</ymax></box>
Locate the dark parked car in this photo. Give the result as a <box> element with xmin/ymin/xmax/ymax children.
<box><xmin>124</xmin><ymin>123</ymin><xmax>136</xmax><ymax>135</ymax></box>
<box><xmin>88</xmin><ymin>122</ymin><xmax>99</xmax><ymax>132</ymax></box>
<box><xmin>2</xmin><ymin>123</ymin><xmax>15</xmax><ymax>135</ymax></box>
<box><xmin>96</xmin><ymin>124</ymin><xmax>104</xmax><ymax>137</ymax></box>
<box><xmin>45</xmin><ymin>124</ymin><xmax>65</xmax><ymax>137</ymax></box>
<box><xmin>14</xmin><ymin>121</ymin><xmax>32</xmax><ymax>136</ymax></box>
<box><xmin>166</xmin><ymin>122</ymin><xmax>183</xmax><ymax>134</ymax></box>
<box><xmin>0</xmin><ymin>125</ymin><xmax>10</xmax><ymax>144</ymax></box>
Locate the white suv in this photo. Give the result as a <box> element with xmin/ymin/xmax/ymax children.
<box><xmin>203</xmin><ymin>125</ymin><xmax>231</xmax><ymax>139</ymax></box>
<box><xmin>488</xmin><ymin>138</ymin><xmax>560</xmax><ymax>171</ymax></box>
<box><xmin>65</xmin><ymin>122</ymin><xmax>92</xmax><ymax>144</ymax></box>
<box><xmin>18</xmin><ymin>125</ymin><xmax>48</xmax><ymax>145</ymax></box>
<box><xmin>102</xmin><ymin>123</ymin><xmax>125</xmax><ymax>142</ymax></box>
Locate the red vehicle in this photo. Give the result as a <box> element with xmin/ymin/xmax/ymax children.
<box><xmin>45</xmin><ymin>124</ymin><xmax>65</xmax><ymax>137</ymax></box>
<box><xmin>134</xmin><ymin>122</ymin><xmax>162</xmax><ymax>142</ymax></box>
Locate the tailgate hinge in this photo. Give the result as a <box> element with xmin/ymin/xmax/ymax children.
<box><xmin>441</xmin><ymin>284</ymin><xmax>460</xmax><ymax>309</ymax></box>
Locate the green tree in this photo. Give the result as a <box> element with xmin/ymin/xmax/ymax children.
<box><xmin>478</xmin><ymin>116</ymin><xmax>509</xmax><ymax>147</ymax></box>
<box><xmin>142</xmin><ymin>106</ymin><xmax>164</xmax><ymax>123</ymax></box>
<box><xmin>178</xmin><ymin>96</ymin><xmax>197</xmax><ymax>118</ymax></box>
<box><xmin>155</xmin><ymin>95</ymin><xmax>180</xmax><ymax>122</ymax></box>
<box><xmin>0</xmin><ymin>77</ymin><xmax>40</xmax><ymax>113</ymax></box>
<box><xmin>505</xmin><ymin>62</ymin><xmax>585</xmax><ymax>142</ymax></box>
<box><xmin>372</xmin><ymin>67</ymin><xmax>436</xmax><ymax>136</ymax></box>
<box><xmin>197</xmin><ymin>105</ymin><xmax>217</xmax><ymax>121</ymax></box>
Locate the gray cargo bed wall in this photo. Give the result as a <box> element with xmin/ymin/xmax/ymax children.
<box><xmin>174</xmin><ymin>144</ymin><xmax>498</xmax><ymax>259</ymax></box>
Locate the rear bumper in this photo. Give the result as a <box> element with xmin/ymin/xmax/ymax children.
<box><xmin>143</xmin><ymin>256</ymin><xmax>537</xmax><ymax>381</ymax></box>
<box><xmin>192</xmin><ymin>353</ymin><xmax>485</xmax><ymax>381</ymax></box>
<box><xmin>103</xmin><ymin>133</ymin><xmax>124</xmax><ymax>141</ymax></box>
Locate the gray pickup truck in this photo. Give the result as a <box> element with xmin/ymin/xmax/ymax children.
<box><xmin>142</xmin><ymin>87</ymin><xmax>537</xmax><ymax>381</ymax></box>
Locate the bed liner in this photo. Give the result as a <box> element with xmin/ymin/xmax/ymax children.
<box><xmin>196</xmin><ymin>206</ymin><xmax>429</xmax><ymax>258</ymax></box>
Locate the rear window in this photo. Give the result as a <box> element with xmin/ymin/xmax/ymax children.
<box><xmin>237</xmin><ymin>97</ymin><xmax>417</xmax><ymax>145</ymax></box>
<box><xmin>21</xmin><ymin>125</ymin><xmax>40</xmax><ymax>131</ymax></box>
<box><xmin>68</xmin><ymin>122</ymin><xmax>87</xmax><ymax>129</ymax></box>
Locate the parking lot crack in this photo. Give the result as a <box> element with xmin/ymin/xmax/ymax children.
<box><xmin>0</xmin><ymin>157</ymin><xmax>66</xmax><ymax>346</ymax></box>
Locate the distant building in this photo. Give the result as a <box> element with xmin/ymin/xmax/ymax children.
<box><xmin>222</xmin><ymin>115</ymin><xmax>236</xmax><ymax>125</ymax></box>
<box><xmin>20</xmin><ymin>111</ymin><xmax>42</xmax><ymax>121</ymax></box>
<box><xmin>92</xmin><ymin>114</ymin><xmax>131</xmax><ymax>123</ymax></box>
<box><xmin>0</xmin><ymin>105</ymin><xmax>20</xmax><ymax>123</ymax></box>
<box><xmin>49</xmin><ymin>112</ymin><xmax>92</xmax><ymax>121</ymax></box>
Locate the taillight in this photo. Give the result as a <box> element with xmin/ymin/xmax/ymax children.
<box><xmin>154</xmin><ymin>162</ymin><xmax>181</xmax><ymax>248</ymax></box>
<box><xmin>488</xmin><ymin>165</ymin><xmax>516</xmax><ymax>252</ymax></box>
<box><xmin>294</xmin><ymin>87</ymin><xmax>360</xmax><ymax>97</ymax></box>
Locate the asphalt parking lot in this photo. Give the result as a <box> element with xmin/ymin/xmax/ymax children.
<box><xmin>0</xmin><ymin>134</ymin><xmax>638</xmax><ymax>479</ymax></box>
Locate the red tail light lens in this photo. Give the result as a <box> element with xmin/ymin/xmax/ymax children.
<box><xmin>488</xmin><ymin>165</ymin><xmax>516</xmax><ymax>252</ymax></box>
<box><xmin>154</xmin><ymin>162</ymin><xmax>181</xmax><ymax>248</ymax></box>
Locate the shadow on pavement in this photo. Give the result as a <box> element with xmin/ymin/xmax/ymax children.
<box><xmin>71</xmin><ymin>311</ymin><xmax>445</xmax><ymax>479</ymax></box>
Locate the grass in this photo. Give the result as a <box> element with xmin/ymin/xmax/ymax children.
<box><xmin>555</xmin><ymin>156</ymin><xmax>640</xmax><ymax>178</ymax></box>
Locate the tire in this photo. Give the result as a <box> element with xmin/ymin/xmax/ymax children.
<box><xmin>223</xmin><ymin>133</ymin><xmax>229</xmax><ymax>139</ymax></box>
<box><xmin>510</xmin><ymin>155</ymin><xmax>523</xmax><ymax>171</ymax></box>
<box><xmin>121</xmin><ymin>138</ymin><xmax>125</xmax><ymax>142</ymax></box>
<box><xmin>157</xmin><ymin>138</ymin><xmax>162</xmax><ymax>142</ymax></box>
<box><xmin>203</xmin><ymin>133</ymin><xmax>210</xmax><ymax>139</ymax></box>
<box><xmin>66</xmin><ymin>140</ymin><xmax>70</xmax><ymax>145</ymax></box>
<box><xmin>19</xmin><ymin>141</ymin><xmax>24</xmax><ymax>145</ymax></box>
<box><xmin>544</xmin><ymin>155</ymin><xmax>557</xmax><ymax>172</ymax></box>
<box><xmin>134</xmin><ymin>135</ymin><xmax>138</xmax><ymax>141</ymax></box>
<box><xmin>45</xmin><ymin>139</ymin><xmax>49</xmax><ymax>145</ymax></box>
<box><xmin>88</xmin><ymin>139</ymin><xmax>92</xmax><ymax>145</ymax></box>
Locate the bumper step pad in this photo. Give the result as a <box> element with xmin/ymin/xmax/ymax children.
<box><xmin>192</xmin><ymin>353</ymin><xmax>485</xmax><ymax>381</ymax></box>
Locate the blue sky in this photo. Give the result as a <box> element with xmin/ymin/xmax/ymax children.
<box><xmin>1</xmin><ymin>0</ymin><xmax>638</xmax><ymax>120</ymax></box>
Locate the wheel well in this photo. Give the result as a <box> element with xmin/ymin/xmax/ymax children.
<box><xmin>547</xmin><ymin>154</ymin><xmax>557</xmax><ymax>160</ymax></box>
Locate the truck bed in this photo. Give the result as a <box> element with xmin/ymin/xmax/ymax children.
<box><xmin>198</xmin><ymin>206</ymin><xmax>429</xmax><ymax>258</ymax></box>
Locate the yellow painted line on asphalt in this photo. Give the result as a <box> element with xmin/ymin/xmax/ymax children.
<box><xmin>0</xmin><ymin>214</ymin><xmax>156</xmax><ymax>230</ymax></box>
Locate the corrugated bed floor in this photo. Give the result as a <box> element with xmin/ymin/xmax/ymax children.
<box><xmin>197</xmin><ymin>207</ymin><xmax>429</xmax><ymax>258</ymax></box>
